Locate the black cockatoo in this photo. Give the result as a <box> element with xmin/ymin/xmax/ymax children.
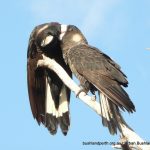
<box><xmin>27</xmin><ymin>22</ymin><xmax>72</xmax><ymax>135</ymax></box>
<box><xmin>58</xmin><ymin>24</ymin><xmax>135</xmax><ymax>134</ymax></box>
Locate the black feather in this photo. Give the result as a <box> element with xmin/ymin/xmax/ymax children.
<box><xmin>60</xmin><ymin>24</ymin><xmax>135</xmax><ymax>135</ymax></box>
<box><xmin>27</xmin><ymin>23</ymin><xmax>72</xmax><ymax>135</ymax></box>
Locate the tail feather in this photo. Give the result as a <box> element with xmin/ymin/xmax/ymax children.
<box><xmin>99</xmin><ymin>92</ymin><xmax>117</xmax><ymax>134</ymax></box>
<box><xmin>58</xmin><ymin>85</ymin><xmax>70</xmax><ymax>135</ymax></box>
<box><xmin>45</xmin><ymin>77</ymin><xmax>58</xmax><ymax>135</ymax></box>
<box><xmin>58</xmin><ymin>112</ymin><xmax>70</xmax><ymax>135</ymax></box>
<box><xmin>99</xmin><ymin>92</ymin><xmax>133</xmax><ymax>135</ymax></box>
<box><xmin>45</xmin><ymin>113</ymin><xmax>58</xmax><ymax>135</ymax></box>
<box><xmin>45</xmin><ymin>79</ymin><xmax>70</xmax><ymax>135</ymax></box>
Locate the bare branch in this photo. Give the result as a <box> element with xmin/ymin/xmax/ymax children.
<box><xmin>37</xmin><ymin>54</ymin><xmax>150</xmax><ymax>150</ymax></box>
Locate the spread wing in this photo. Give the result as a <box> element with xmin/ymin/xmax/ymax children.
<box><xmin>67</xmin><ymin>44</ymin><xmax>135</xmax><ymax>112</ymax></box>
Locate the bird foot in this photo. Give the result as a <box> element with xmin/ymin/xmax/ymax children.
<box><xmin>76</xmin><ymin>87</ymin><xmax>87</xmax><ymax>98</ymax></box>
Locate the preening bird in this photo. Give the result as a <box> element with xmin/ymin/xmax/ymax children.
<box><xmin>27</xmin><ymin>22</ymin><xmax>72</xmax><ymax>135</ymax></box>
<box><xmin>27</xmin><ymin>22</ymin><xmax>135</xmax><ymax>136</ymax></box>
<box><xmin>58</xmin><ymin>24</ymin><xmax>135</xmax><ymax>134</ymax></box>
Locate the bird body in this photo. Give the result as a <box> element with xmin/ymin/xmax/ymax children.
<box><xmin>59</xmin><ymin>24</ymin><xmax>135</xmax><ymax>134</ymax></box>
<box><xmin>27</xmin><ymin>23</ymin><xmax>71</xmax><ymax>135</ymax></box>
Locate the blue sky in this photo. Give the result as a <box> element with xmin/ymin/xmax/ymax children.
<box><xmin>0</xmin><ymin>0</ymin><xmax>150</xmax><ymax>150</ymax></box>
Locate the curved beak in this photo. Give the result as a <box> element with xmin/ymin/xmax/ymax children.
<box><xmin>59</xmin><ymin>24</ymin><xmax>67</xmax><ymax>40</ymax></box>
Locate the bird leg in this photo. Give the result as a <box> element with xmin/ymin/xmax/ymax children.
<box><xmin>91</xmin><ymin>91</ymin><xmax>96</xmax><ymax>101</ymax></box>
<box><xmin>75</xmin><ymin>76</ymin><xmax>88</xmax><ymax>97</ymax></box>
<box><xmin>76</xmin><ymin>80</ymin><xmax>96</xmax><ymax>101</ymax></box>
<box><xmin>76</xmin><ymin>85</ymin><xmax>88</xmax><ymax>97</ymax></box>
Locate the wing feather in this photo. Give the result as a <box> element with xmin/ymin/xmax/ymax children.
<box><xmin>27</xmin><ymin>54</ymin><xmax>46</xmax><ymax>124</ymax></box>
<box><xmin>67</xmin><ymin>44</ymin><xmax>135</xmax><ymax>112</ymax></box>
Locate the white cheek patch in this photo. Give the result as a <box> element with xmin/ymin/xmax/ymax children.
<box><xmin>72</xmin><ymin>34</ymin><xmax>82</xmax><ymax>42</ymax></box>
<box><xmin>60</xmin><ymin>24</ymin><xmax>67</xmax><ymax>40</ymax></box>
<box><xmin>41</xmin><ymin>35</ymin><xmax>53</xmax><ymax>47</ymax></box>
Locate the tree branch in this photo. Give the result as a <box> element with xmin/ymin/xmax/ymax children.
<box><xmin>37</xmin><ymin>54</ymin><xmax>150</xmax><ymax>150</ymax></box>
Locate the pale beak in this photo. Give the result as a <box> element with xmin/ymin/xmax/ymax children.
<box><xmin>59</xmin><ymin>24</ymin><xmax>67</xmax><ymax>40</ymax></box>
